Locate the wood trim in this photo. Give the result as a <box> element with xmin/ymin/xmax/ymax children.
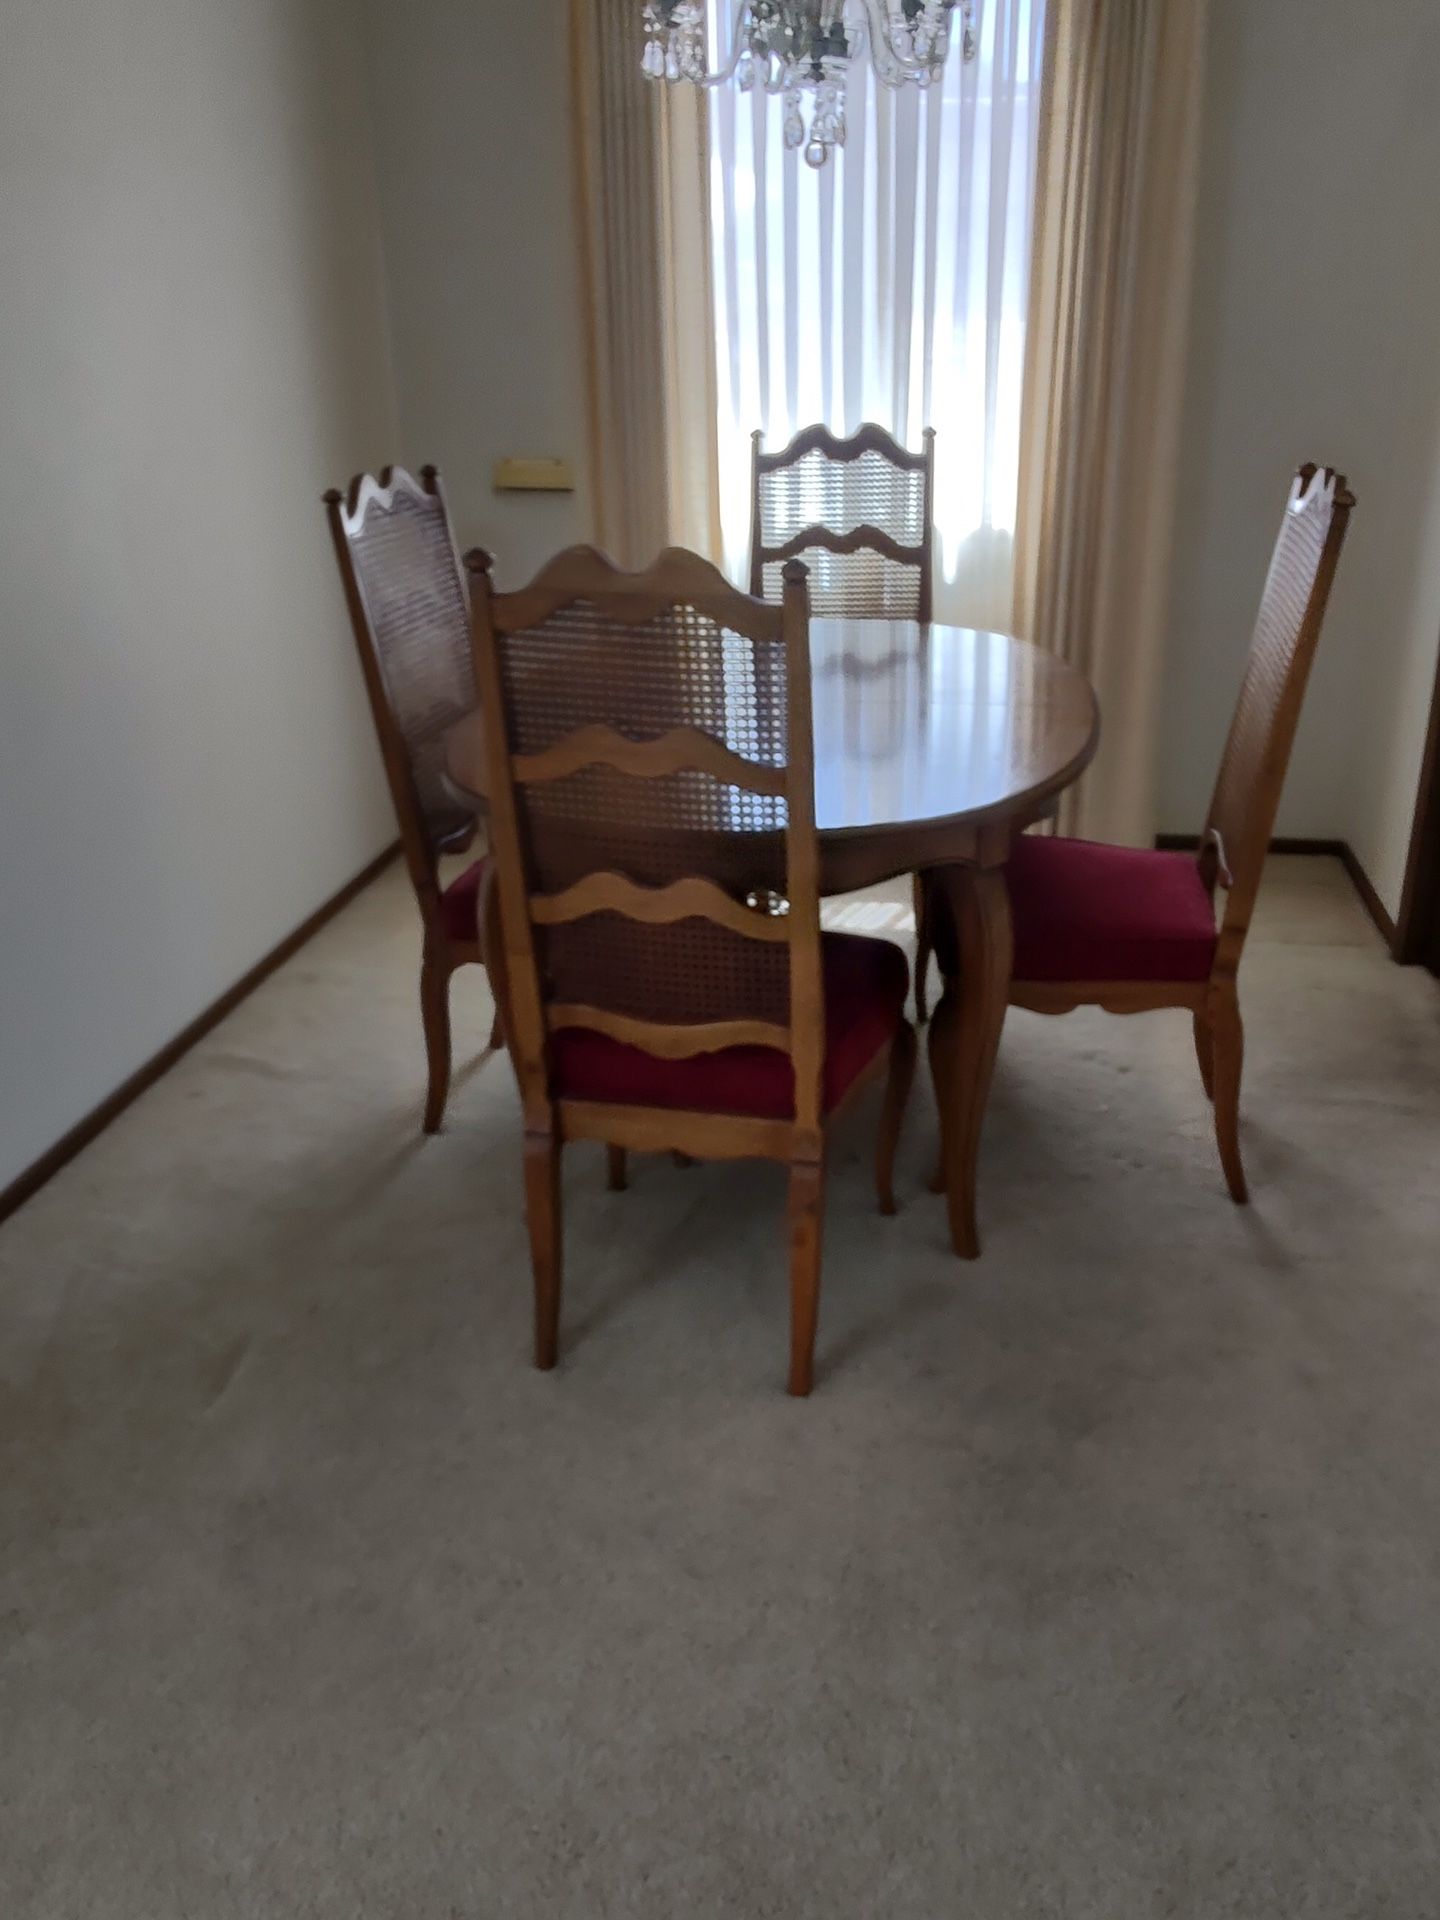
<box><xmin>1155</xmin><ymin>834</ymin><xmax>1347</xmax><ymax>856</ymax></box>
<box><xmin>781</xmin><ymin>560</ymin><xmax>825</xmax><ymax>1140</ymax></box>
<box><xmin>488</xmin><ymin>543</ymin><xmax>783</xmax><ymax>645</ymax></box>
<box><xmin>513</xmin><ymin>723</ymin><xmax>786</xmax><ymax>795</ymax></box>
<box><xmin>748</xmin><ymin>429</ymin><xmax>765</xmax><ymax>598</ymax></box>
<box><xmin>547</xmin><ymin>1005</ymin><xmax>792</xmax><ymax>1057</ymax></box>
<box><xmin>919</xmin><ymin>429</ymin><xmax>936</xmax><ymax>624</ymax></box>
<box><xmin>0</xmin><ymin>843</ymin><xmax>401</xmax><ymax>1228</ymax></box>
<box><xmin>1010</xmin><ymin>980</ymin><xmax>1207</xmax><ymax>1015</ymax></box>
<box><xmin>559</xmin><ymin>1099</ymin><xmax>797</xmax><ymax>1162</ymax></box>
<box><xmin>1395</xmin><ymin>634</ymin><xmax>1440</xmax><ymax>968</ymax></box>
<box><xmin>754</xmin><ymin>420</ymin><xmax>933</xmax><ymax>474</ymax></box>
<box><xmin>1338</xmin><ymin>843</ymin><xmax>1398</xmax><ymax>950</ymax></box>
<box><xmin>531</xmin><ymin>873</ymin><xmax>792</xmax><ymax>941</ymax></box>
<box><xmin>1154</xmin><ymin>834</ymin><xmax>1397</xmax><ymax>951</ymax></box>
<box><xmin>763</xmin><ymin>523</ymin><xmax>927</xmax><ymax>570</ymax></box>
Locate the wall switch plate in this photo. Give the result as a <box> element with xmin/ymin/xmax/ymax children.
<box><xmin>492</xmin><ymin>457</ymin><xmax>575</xmax><ymax>493</ymax></box>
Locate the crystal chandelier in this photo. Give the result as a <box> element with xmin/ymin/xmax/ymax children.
<box><xmin>641</xmin><ymin>2</ymin><xmax>979</xmax><ymax>169</ymax></box>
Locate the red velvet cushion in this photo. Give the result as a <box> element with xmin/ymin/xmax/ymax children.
<box><xmin>439</xmin><ymin>859</ymin><xmax>487</xmax><ymax>945</ymax></box>
<box><xmin>1008</xmin><ymin>836</ymin><xmax>1217</xmax><ymax>983</ymax></box>
<box><xmin>551</xmin><ymin>932</ymin><xmax>909</xmax><ymax>1118</ymax></box>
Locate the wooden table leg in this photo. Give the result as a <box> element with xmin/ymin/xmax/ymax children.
<box><xmin>927</xmin><ymin>858</ymin><xmax>1014</xmax><ymax>1259</ymax></box>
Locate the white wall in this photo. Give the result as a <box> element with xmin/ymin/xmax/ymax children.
<box><xmin>1162</xmin><ymin>0</ymin><xmax>1440</xmax><ymax>920</ymax></box>
<box><xmin>361</xmin><ymin>0</ymin><xmax>592</xmax><ymax>586</ymax></box>
<box><xmin>0</xmin><ymin>0</ymin><xmax>399</xmax><ymax>1191</ymax></box>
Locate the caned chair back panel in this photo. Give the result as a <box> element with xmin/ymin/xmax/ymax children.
<box><xmin>470</xmin><ymin>547</ymin><xmax>823</xmax><ymax>1133</ymax></box>
<box><xmin>1206</xmin><ymin>464</ymin><xmax>1354</xmax><ymax>954</ymax></box>
<box><xmin>750</xmin><ymin>424</ymin><xmax>935</xmax><ymax>620</ymax></box>
<box><xmin>325</xmin><ymin>467</ymin><xmax>477</xmax><ymax>875</ymax></box>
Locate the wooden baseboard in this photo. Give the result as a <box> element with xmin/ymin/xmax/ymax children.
<box><xmin>1155</xmin><ymin>833</ymin><xmax>1346</xmax><ymax>858</ymax></box>
<box><xmin>1336</xmin><ymin>843</ymin><xmax>1398</xmax><ymax>948</ymax></box>
<box><xmin>1154</xmin><ymin>834</ymin><xmax>1397</xmax><ymax>950</ymax></box>
<box><xmin>0</xmin><ymin>842</ymin><xmax>401</xmax><ymax>1229</ymax></box>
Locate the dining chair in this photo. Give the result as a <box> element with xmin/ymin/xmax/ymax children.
<box><xmin>749</xmin><ymin>421</ymin><xmax>941</xmax><ymax>1018</ymax></box>
<box><xmin>1004</xmin><ymin>464</ymin><xmax>1355</xmax><ymax>1202</ymax></box>
<box><xmin>324</xmin><ymin>464</ymin><xmax>495</xmax><ymax>1133</ymax></box>
<box><xmin>468</xmin><ymin>543</ymin><xmax>917</xmax><ymax>1396</ymax></box>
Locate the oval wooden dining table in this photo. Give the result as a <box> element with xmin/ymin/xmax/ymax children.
<box><xmin>444</xmin><ymin>617</ymin><xmax>1099</xmax><ymax>1259</ymax></box>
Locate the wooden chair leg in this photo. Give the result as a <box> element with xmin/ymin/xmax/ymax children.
<box><xmin>606</xmin><ymin>1145</ymin><xmax>628</xmax><ymax>1192</ymax></box>
<box><xmin>931</xmin><ymin>865</ymin><xmax>1012</xmax><ymax>1259</ymax></box>
<box><xmin>420</xmin><ymin>951</ymin><xmax>453</xmax><ymax>1135</ymax></box>
<box><xmin>524</xmin><ymin>1132</ymin><xmax>564</xmax><ymax>1369</ymax></box>
<box><xmin>1210</xmin><ymin>987</ymin><xmax>1248</xmax><ymax>1205</ymax></box>
<box><xmin>913</xmin><ymin>872</ymin><xmax>933</xmax><ymax>1024</ymax></box>
<box><xmin>926</xmin><ymin>1000</ymin><xmax>955</xmax><ymax>1195</ymax></box>
<box><xmin>488</xmin><ymin>1010</ymin><xmax>505</xmax><ymax>1052</ymax></box>
<box><xmin>876</xmin><ymin>1020</ymin><xmax>917</xmax><ymax>1216</ymax></box>
<box><xmin>1193</xmin><ymin>1011</ymin><xmax>1215</xmax><ymax>1102</ymax></box>
<box><xmin>786</xmin><ymin>1156</ymin><xmax>825</xmax><ymax>1398</ymax></box>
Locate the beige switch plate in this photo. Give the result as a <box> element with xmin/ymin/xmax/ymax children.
<box><xmin>492</xmin><ymin>457</ymin><xmax>575</xmax><ymax>493</ymax></box>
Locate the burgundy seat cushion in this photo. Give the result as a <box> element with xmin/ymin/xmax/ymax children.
<box><xmin>1008</xmin><ymin>835</ymin><xmax>1218</xmax><ymax>984</ymax></box>
<box><xmin>439</xmin><ymin>859</ymin><xmax>487</xmax><ymax>945</ymax></box>
<box><xmin>551</xmin><ymin>932</ymin><xmax>909</xmax><ymax>1118</ymax></box>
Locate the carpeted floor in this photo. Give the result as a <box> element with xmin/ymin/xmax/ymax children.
<box><xmin>3</xmin><ymin>856</ymin><xmax>1439</xmax><ymax>1917</ymax></box>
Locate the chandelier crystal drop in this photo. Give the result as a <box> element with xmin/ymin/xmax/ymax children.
<box><xmin>641</xmin><ymin>2</ymin><xmax>979</xmax><ymax>169</ymax></box>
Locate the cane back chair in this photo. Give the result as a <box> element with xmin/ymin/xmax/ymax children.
<box><xmin>324</xmin><ymin>465</ymin><xmax>495</xmax><ymax>1133</ymax></box>
<box><xmin>750</xmin><ymin>422</ymin><xmax>941</xmax><ymax>1018</ymax></box>
<box><xmin>1005</xmin><ymin>464</ymin><xmax>1355</xmax><ymax>1203</ymax></box>
<box><xmin>469</xmin><ymin>544</ymin><xmax>917</xmax><ymax>1396</ymax></box>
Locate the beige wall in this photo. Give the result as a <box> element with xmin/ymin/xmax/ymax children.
<box><xmin>0</xmin><ymin>0</ymin><xmax>400</xmax><ymax>1190</ymax></box>
<box><xmin>361</xmin><ymin>0</ymin><xmax>592</xmax><ymax>586</ymax></box>
<box><xmin>1162</xmin><ymin>0</ymin><xmax>1440</xmax><ymax>919</ymax></box>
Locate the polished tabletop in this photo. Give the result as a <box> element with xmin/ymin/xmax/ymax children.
<box><xmin>444</xmin><ymin>618</ymin><xmax>1099</xmax><ymax>883</ymax></box>
<box><xmin>802</xmin><ymin>619</ymin><xmax>1096</xmax><ymax>840</ymax></box>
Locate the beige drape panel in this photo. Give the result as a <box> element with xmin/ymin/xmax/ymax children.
<box><xmin>571</xmin><ymin>0</ymin><xmax>720</xmax><ymax>566</ymax></box>
<box><xmin>1014</xmin><ymin>0</ymin><xmax>1208</xmax><ymax>844</ymax></box>
<box><xmin>658</xmin><ymin>86</ymin><xmax>724</xmax><ymax>561</ymax></box>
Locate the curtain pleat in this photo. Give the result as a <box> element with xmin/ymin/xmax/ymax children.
<box><xmin>573</xmin><ymin>1</ymin><xmax>720</xmax><ymax>565</ymax></box>
<box><xmin>571</xmin><ymin>0</ymin><xmax>671</xmax><ymax>566</ymax></box>
<box><xmin>1013</xmin><ymin>0</ymin><xmax>1209</xmax><ymax>845</ymax></box>
<box><xmin>659</xmin><ymin>83</ymin><xmax>724</xmax><ymax>559</ymax></box>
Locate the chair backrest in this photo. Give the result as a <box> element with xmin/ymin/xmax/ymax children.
<box><xmin>324</xmin><ymin>466</ymin><xmax>477</xmax><ymax>909</ymax></box>
<box><xmin>469</xmin><ymin>545</ymin><xmax>824</xmax><ymax>1142</ymax></box>
<box><xmin>1206</xmin><ymin>464</ymin><xmax>1355</xmax><ymax>967</ymax></box>
<box><xmin>749</xmin><ymin>423</ymin><xmax>935</xmax><ymax>620</ymax></box>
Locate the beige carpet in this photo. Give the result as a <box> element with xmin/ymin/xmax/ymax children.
<box><xmin>3</xmin><ymin>857</ymin><xmax>1439</xmax><ymax>1917</ymax></box>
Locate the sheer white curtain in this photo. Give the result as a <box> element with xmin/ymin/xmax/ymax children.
<box><xmin>706</xmin><ymin>0</ymin><xmax>1046</xmax><ymax>629</ymax></box>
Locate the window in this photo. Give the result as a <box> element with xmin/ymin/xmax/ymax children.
<box><xmin>705</xmin><ymin>0</ymin><xmax>1046</xmax><ymax>629</ymax></box>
